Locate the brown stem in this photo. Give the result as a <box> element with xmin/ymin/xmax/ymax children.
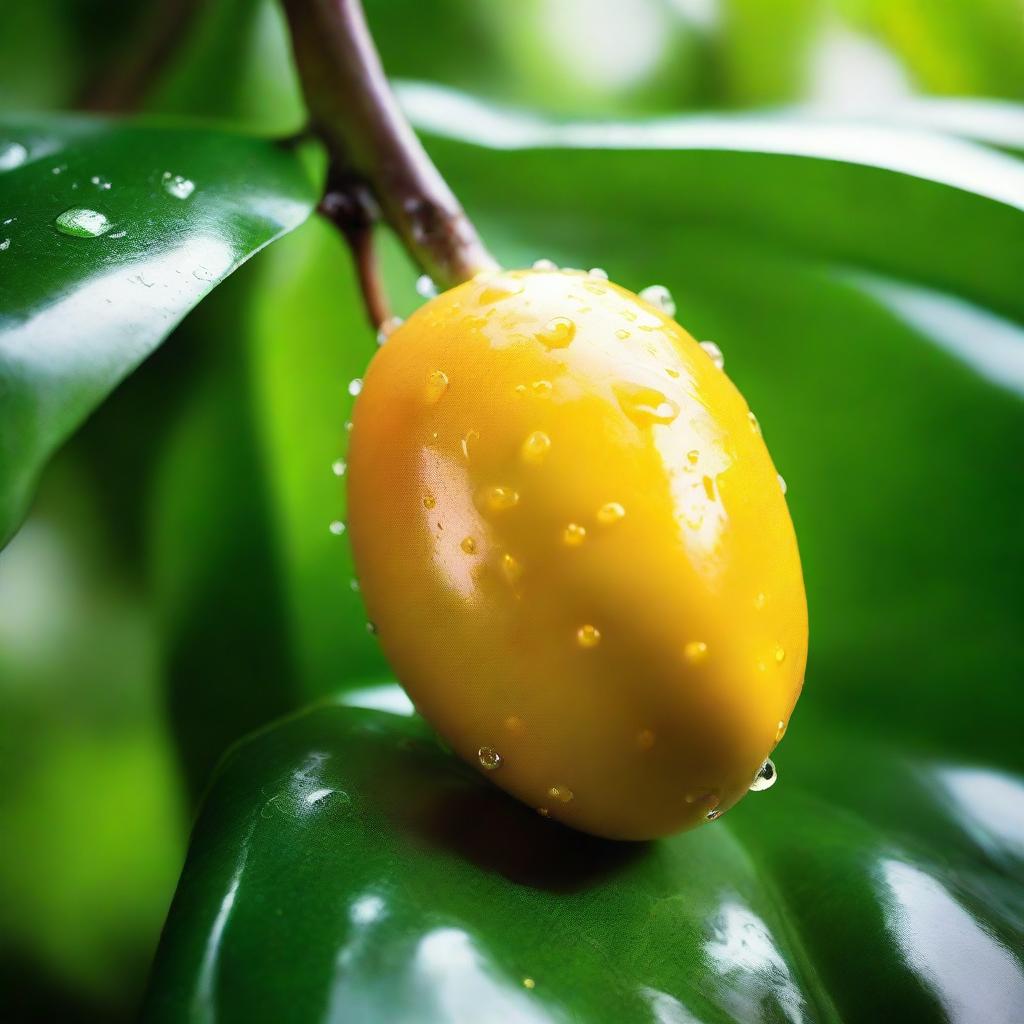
<box><xmin>281</xmin><ymin>0</ymin><xmax>497</xmax><ymax>300</ymax></box>
<box><xmin>319</xmin><ymin>175</ymin><xmax>391</xmax><ymax>327</ymax></box>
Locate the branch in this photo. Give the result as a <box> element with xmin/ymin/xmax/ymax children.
<box><xmin>281</xmin><ymin>0</ymin><xmax>497</xmax><ymax>304</ymax></box>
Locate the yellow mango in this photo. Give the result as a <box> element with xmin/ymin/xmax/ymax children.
<box><xmin>347</xmin><ymin>268</ymin><xmax>806</xmax><ymax>840</ymax></box>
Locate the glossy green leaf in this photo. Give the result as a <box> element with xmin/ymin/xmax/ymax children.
<box><xmin>0</xmin><ymin>115</ymin><xmax>316</xmax><ymax>547</ymax></box>
<box><xmin>144</xmin><ymin>93</ymin><xmax>1024</xmax><ymax>1021</ymax></box>
<box><xmin>144</xmin><ymin>700</ymin><xmax>1024</xmax><ymax>1023</ymax></box>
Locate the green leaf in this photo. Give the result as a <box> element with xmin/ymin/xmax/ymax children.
<box><xmin>0</xmin><ymin>115</ymin><xmax>316</xmax><ymax>547</ymax></box>
<box><xmin>143</xmin><ymin>700</ymin><xmax>1024</xmax><ymax>1023</ymax></box>
<box><xmin>143</xmin><ymin>93</ymin><xmax>1024</xmax><ymax>1021</ymax></box>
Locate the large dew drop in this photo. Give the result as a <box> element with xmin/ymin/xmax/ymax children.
<box><xmin>749</xmin><ymin>758</ymin><xmax>777</xmax><ymax>792</ymax></box>
<box><xmin>0</xmin><ymin>142</ymin><xmax>28</xmax><ymax>172</ymax></box>
<box><xmin>55</xmin><ymin>208</ymin><xmax>112</xmax><ymax>238</ymax></box>
<box><xmin>162</xmin><ymin>172</ymin><xmax>195</xmax><ymax>200</ymax></box>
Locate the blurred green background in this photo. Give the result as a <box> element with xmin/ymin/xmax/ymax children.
<box><xmin>2</xmin><ymin>1</ymin><xmax>1022</xmax><ymax>1020</ymax></box>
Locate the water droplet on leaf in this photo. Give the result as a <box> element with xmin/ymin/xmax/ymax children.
<box><xmin>0</xmin><ymin>142</ymin><xmax>28</xmax><ymax>171</ymax></box>
<box><xmin>55</xmin><ymin>208</ymin><xmax>111</xmax><ymax>238</ymax></box>
<box><xmin>162</xmin><ymin>172</ymin><xmax>195</xmax><ymax>199</ymax></box>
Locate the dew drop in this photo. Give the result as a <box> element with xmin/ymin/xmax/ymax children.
<box><xmin>347</xmin><ymin>378</ymin><xmax>363</xmax><ymax>397</ymax></box>
<box><xmin>615</xmin><ymin>383</ymin><xmax>679</xmax><ymax>427</ymax></box>
<box><xmin>522</xmin><ymin>977</ymin><xmax>536</xmax><ymax>990</ymax></box>
<box><xmin>576</xmin><ymin>624</ymin><xmax>601</xmax><ymax>648</ymax></box>
<box><xmin>55</xmin><ymin>207</ymin><xmax>111</xmax><ymax>238</ymax></box>
<box><xmin>425</xmin><ymin>369</ymin><xmax>449</xmax><ymax>403</ymax></box>
<box><xmin>377</xmin><ymin>316</ymin><xmax>403</xmax><ymax>345</ymax></box>
<box><xmin>0</xmin><ymin>239</ymin><xmax>9</xmax><ymax>252</ymax></box>
<box><xmin>596</xmin><ymin>501</ymin><xmax>625</xmax><ymax>525</ymax></box>
<box><xmin>749</xmin><ymin>758</ymin><xmax>777</xmax><ymax>792</ymax></box>
<box><xmin>754</xmin><ymin>592</ymin><xmax>767</xmax><ymax>610</ymax></box>
<box><xmin>537</xmin><ymin>807</ymin><xmax>550</xmax><ymax>817</ymax></box>
<box><xmin>90</xmin><ymin>175</ymin><xmax>111</xmax><ymax>190</ymax></box>
<box><xmin>706</xmin><ymin>807</ymin><xmax>722</xmax><ymax>821</ymax></box>
<box><xmin>349</xmin><ymin>577</ymin><xmax>360</xmax><ymax>592</ymax></box>
<box><xmin>588</xmin><ymin>267</ymin><xmax>609</xmax><ymax>279</ymax></box>
<box><xmin>329</xmin><ymin>520</ymin><xmax>346</xmax><ymax>535</ymax></box>
<box><xmin>332</xmin><ymin>459</ymin><xmax>347</xmax><ymax>477</ymax></box>
<box><xmin>422</xmin><ymin>494</ymin><xmax>436</xmax><ymax>509</ymax></box>
<box><xmin>532</xmin><ymin>258</ymin><xmax>557</xmax><ymax>271</ymax></box>
<box><xmin>505</xmin><ymin>715</ymin><xmax>525</xmax><ymax>735</ymax></box>
<box><xmin>548</xmin><ymin>785</ymin><xmax>574</xmax><ymax>803</ymax></box>
<box><xmin>684</xmin><ymin>640</ymin><xmax>708</xmax><ymax>664</ymax></box>
<box><xmin>531</xmin><ymin>380</ymin><xmax>553</xmax><ymax>397</ymax></box>
<box><xmin>562</xmin><ymin>523</ymin><xmax>586</xmax><ymax>546</ymax></box>
<box><xmin>416</xmin><ymin>273</ymin><xmax>437</xmax><ymax>298</ymax></box>
<box><xmin>747</xmin><ymin>410</ymin><xmax>761</xmax><ymax>434</ymax></box>
<box><xmin>0</xmin><ymin>142</ymin><xmax>28</xmax><ymax>171</ymax></box>
<box><xmin>774</xmin><ymin>644</ymin><xmax>786</xmax><ymax>664</ymax></box>
<box><xmin>478</xmin><ymin>276</ymin><xmax>524</xmax><ymax>304</ymax></box>
<box><xmin>778</xmin><ymin>473</ymin><xmax>787</xmax><ymax>495</ymax></box>
<box><xmin>535</xmin><ymin>317</ymin><xmax>576</xmax><ymax>349</ymax></box>
<box><xmin>481</xmin><ymin>485</ymin><xmax>519</xmax><ymax>513</ymax></box>
<box><xmin>638</xmin><ymin>284</ymin><xmax>676</xmax><ymax>317</ymax></box>
<box><xmin>700</xmin><ymin>340</ymin><xmax>725</xmax><ymax>370</ymax></box>
<box><xmin>776</xmin><ymin>720</ymin><xmax>787</xmax><ymax>742</ymax></box>
<box><xmin>520</xmin><ymin>430</ymin><xmax>551</xmax><ymax>465</ymax></box>
<box><xmin>460</xmin><ymin>536</ymin><xmax>477</xmax><ymax>554</ymax></box>
<box><xmin>501</xmin><ymin>553</ymin><xmax>523</xmax><ymax>585</ymax></box>
<box><xmin>344</xmin><ymin>420</ymin><xmax>353</xmax><ymax>432</ymax></box>
<box><xmin>514</xmin><ymin>384</ymin><xmax>527</xmax><ymax>397</ymax></box>
<box><xmin>366</xmin><ymin>621</ymin><xmax>378</xmax><ymax>635</ymax></box>
<box><xmin>477</xmin><ymin>746</ymin><xmax>503</xmax><ymax>770</ymax></box>
<box><xmin>162</xmin><ymin>172</ymin><xmax>195</xmax><ymax>199</ymax></box>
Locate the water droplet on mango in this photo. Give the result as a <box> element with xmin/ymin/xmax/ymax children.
<box><xmin>614</xmin><ymin>383</ymin><xmax>679</xmax><ymax>427</ymax></box>
<box><xmin>478</xmin><ymin>746</ymin><xmax>503</xmax><ymax>770</ymax></box>
<box><xmin>425</xmin><ymin>369</ymin><xmax>449</xmax><ymax>403</ymax></box>
<box><xmin>536</xmin><ymin>317</ymin><xmax>576</xmax><ymax>349</ymax></box>
<box><xmin>684</xmin><ymin>641</ymin><xmax>708</xmax><ymax>664</ymax></box>
<box><xmin>518</xmin><ymin>430</ymin><xmax>550</xmax><ymax>465</ymax></box>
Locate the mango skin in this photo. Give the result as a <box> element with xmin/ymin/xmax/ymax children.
<box><xmin>347</xmin><ymin>268</ymin><xmax>807</xmax><ymax>840</ymax></box>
